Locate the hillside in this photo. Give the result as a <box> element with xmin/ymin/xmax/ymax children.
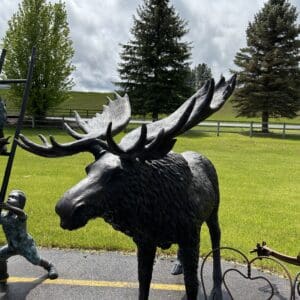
<box><xmin>0</xmin><ymin>89</ymin><xmax>299</xmax><ymax>123</ymax></box>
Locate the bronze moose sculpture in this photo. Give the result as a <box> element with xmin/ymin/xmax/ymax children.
<box><xmin>18</xmin><ymin>75</ymin><xmax>236</xmax><ymax>300</ymax></box>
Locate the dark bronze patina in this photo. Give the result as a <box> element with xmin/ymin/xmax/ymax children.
<box><xmin>18</xmin><ymin>75</ymin><xmax>236</xmax><ymax>300</ymax></box>
<box><xmin>201</xmin><ymin>245</ymin><xmax>299</xmax><ymax>300</ymax></box>
<box><xmin>0</xmin><ymin>48</ymin><xmax>58</xmax><ymax>284</ymax></box>
<box><xmin>0</xmin><ymin>190</ymin><xmax>58</xmax><ymax>282</ymax></box>
<box><xmin>252</xmin><ymin>241</ymin><xmax>300</xmax><ymax>266</ymax></box>
<box><xmin>0</xmin><ymin>48</ymin><xmax>36</xmax><ymax>203</ymax></box>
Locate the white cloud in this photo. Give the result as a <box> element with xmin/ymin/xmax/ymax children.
<box><xmin>1</xmin><ymin>0</ymin><xmax>299</xmax><ymax>91</ymax></box>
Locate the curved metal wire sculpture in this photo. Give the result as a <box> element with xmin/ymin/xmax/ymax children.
<box><xmin>200</xmin><ymin>245</ymin><xmax>299</xmax><ymax>300</ymax></box>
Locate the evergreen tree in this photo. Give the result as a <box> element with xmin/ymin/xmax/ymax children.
<box><xmin>232</xmin><ymin>0</ymin><xmax>300</xmax><ymax>132</ymax></box>
<box><xmin>116</xmin><ymin>0</ymin><xmax>192</xmax><ymax>120</ymax></box>
<box><xmin>3</xmin><ymin>0</ymin><xmax>75</xmax><ymax>118</ymax></box>
<box><xmin>187</xmin><ymin>63</ymin><xmax>212</xmax><ymax>93</ymax></box>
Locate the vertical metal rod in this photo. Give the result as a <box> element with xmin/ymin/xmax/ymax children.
<box><xmin>0</xmin><ymin>48</ymin><xmax>36</xmax><ymax>203</ymax></box>
<box><xmin>217</xmin><ymin>121</ymin><xmax>220</xmax><ymax>137</ymax></box>
<box><xmin>0</xmin><ymin>49</ymin><xmax>6</xmax><ymax>75</ymax></box>
<box><xmin>250</xmin><ymin>121</ymin><xmax>253</xmax><ymax>137</ymax></box>
<box><xmin>282</xmin><ymin>123</ymin><xmax>286</xmax><ymax>139</ymax></box>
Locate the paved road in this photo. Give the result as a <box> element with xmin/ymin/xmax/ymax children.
<box><xmin>0</xmin><ymin>248</ymin><xmax>294</xmax><ymax>300</ymax></box>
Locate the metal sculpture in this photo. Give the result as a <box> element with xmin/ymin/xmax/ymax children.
<box><xmin>0</xmin><ymin>190</ymin><xmax>58</xmax><ymax>282</ymax></box>
<box><xmin>253</xmin><ymin>241</ymin><xmax>300</xmax><ymax>266</ymax></box>
<box><xmin>18</xmin><ymin>75</ymin><xmax>236</xmax><ymax>300</ymax></box>
<box><xmin>0</xmin><ymin>98</ymin><xmax>7</xmax><ymax>133</ymax></box>
<box><xmin>0</xmin><ymin>97</ymin><xmax>9</xmax><ymax>155</ymax></box>
<box><xmin>0</xmin><ymin>48</ymin><xmax>58</xmax><ymax>283</ymax></box>
<box><xmin>0</xmin><ymin>48</ymin><xmax>36</xmax><ymax>202</ymax></box>
<box><xmin>201</xmin><ymin>245</ymin><xmax>300</xmax><ymax>300</ymax></box>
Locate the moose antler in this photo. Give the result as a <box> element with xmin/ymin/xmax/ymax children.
<box><xmin>105</xmin><ymin>97</ymin><xmax>196</xmax><ymax>160</ymax></box>
<box><xmin>64</xmin><ymin>93</ymin><xmax>131</xmax><ymax>140</ymax></box>
<box><xmin>118</xmin><ymin>75</ymin><xmax>236</xmax><ymax>152</ymax></box>
<box><xmin>17</xmin><ymin>75</ymin><xmax>236</xmax><ymax>161</ymax></box>
<box><xmin>17</xmin><ymin>93</ymin><xmax>130</xmax><ymax>158</ymax></box>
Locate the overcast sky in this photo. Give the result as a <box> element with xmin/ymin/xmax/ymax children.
<box><xmin>0</xmin><ymin>0</ymin><xmax>299</xmax><ymax>91</ymax></box>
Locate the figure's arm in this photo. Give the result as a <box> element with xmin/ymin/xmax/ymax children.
<box><xmin>0</xmin><ymin>203</ymin><xmax>26</xmax><ymax>219</ymax></box>
<box><xmin>252</xmin><ymin>242</ymin><xmax>300</xmax><ymax>266</ymax></box>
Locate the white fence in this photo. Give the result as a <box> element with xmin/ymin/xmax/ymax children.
<box><xmin>12</xmin><ymin>116</ymin><xmax>300</xmax><ymax>139</ymax></box>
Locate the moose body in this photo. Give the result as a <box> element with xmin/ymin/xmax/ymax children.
<box><xmin>57</xmin><ymin>151</ymin><xmax>220</xmax><ymax>299</ymax></box>
<box><xmin>57</xmin><ymin>151</ymin><xmax>219</xmax><ymax>245</ymax></box>
<box><xmin>18</xmin><ymin>75</ymin><xmax>236</xmax><ymax>300</ymax></box>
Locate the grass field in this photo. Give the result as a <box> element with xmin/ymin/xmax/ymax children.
<box><xmin>0</xmin><ymin>127</ymin><xmax>298</xmax><ymax>275</ymax></box>
<box><xmin>1</xmin><ymin>89</ymin><xmax>299</xmax><ymax>123</ymax></box>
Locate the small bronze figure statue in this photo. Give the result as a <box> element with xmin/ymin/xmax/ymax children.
<box><xmin>253</xmin><ymin>241</ymin><xmax>300</xmax><ymax>266</ymax></box>
<box><xmin>0</xmin><ymin>190</ymin><xmax>58</xmax><ymax>283</ymax></box>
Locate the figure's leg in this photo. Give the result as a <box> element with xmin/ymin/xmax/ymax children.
<box><xmin>39</xmin><ymin>259</ymin><xmax>58</xmax><ymax>279</ymax></box>
<box><xmin>0</xmin><ymin>245</ymin><xmax>15</xmax><ymax>282</ymax></box>
<box><xmin>179</xmin><ymin>241</ymin><xmax>200</xmax><ymax>300</ymax></box>
<box><xmin>171</xmin><ymin>248</ymin><xmax>183</xmax><ymax>275</ymax></box>
<box><xmin>206</xmin><ymin>209</ymin><xmax>222</xmax><ymax>299</ymax></box>
<box><xmin>136</xmin><ymin>242</ymin><xmax>156</xmax><ymax>300</ymax></box>
<box><xmin>21</xmin><ymin>240</ymin><xmax>58</xmax><ymax>280</ymax></box>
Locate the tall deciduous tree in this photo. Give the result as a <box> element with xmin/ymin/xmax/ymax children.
<box><xmin>232</xmin><ymin>0</ymin><xmax>300</xmax><ymax>132</ymax></box>
<box><xmin>187</xmin><ymin>63</ymin><xmax>212</xmax><ymax>93</ymax></box>
<box><xmin>3</xmin><ymin>0</ymin><xmax>75</xmax><ymax>118</ymax></box>
<box><xmin>116</xmin><ymin>0</ymin><xmax>192</xmax><ymax>120</ymax></box>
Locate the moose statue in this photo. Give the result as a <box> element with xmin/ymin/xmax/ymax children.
<box><xmin>18</xmin><ymin>75</ymin><xmax>236</xmax><ymax>300</ymax></box>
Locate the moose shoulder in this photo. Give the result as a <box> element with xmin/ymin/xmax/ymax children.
<box><xmin>18</xmin><ymin>75</ymin><xmax>236</xmax><ymax>300</ymax></box>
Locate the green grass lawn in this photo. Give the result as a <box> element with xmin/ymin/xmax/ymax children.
<box><xmin>0</xmin><ymin>127</ymin><xmax>298</xmax><ymax>275</ymax></box>
<box><xmin>56</xmin><ymin>91</ymin><xmax>113</xmax><ymax>111</ymax></box>
<box><xmin>1</xmin><ymin>89</ymin><xmax>299</xmax><ymax>123</ymax></box>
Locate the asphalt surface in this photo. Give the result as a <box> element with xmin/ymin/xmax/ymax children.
<box><xmin>0</xmin><ymin>248</ymin><xmax>294</xmax><ymax>300</ymax></box>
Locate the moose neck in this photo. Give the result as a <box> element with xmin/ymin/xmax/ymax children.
<box><xmin>99</xmin><ymin>152</ymin><xmax>193</xmax><ymax>246</ymax></box>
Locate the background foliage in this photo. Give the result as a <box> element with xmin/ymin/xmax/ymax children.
<box><xmin>2</xmin><ymin>0</ymin><xmax>75</xmax><ymax>118</ymax></box>
<box><xmin>232</xmin><ymin>0</ymin><xmax>300</xmax><ymax>133</ymax></box>
<box><xmin>116</xmin><ymin>0</ymin><xmax>192</xmax><ymax>120</ymax></box>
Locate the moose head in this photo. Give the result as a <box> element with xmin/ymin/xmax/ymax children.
<box><xmin>18</xmin><ymin>75</ymin><xmax>236</xmax><ymax>300</ymax></box>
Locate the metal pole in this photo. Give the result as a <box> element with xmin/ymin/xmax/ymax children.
<box><xmin>0</xmin><ymin>47</ymin><xmax>36</xmax><ymax>203</ymax></box>
<box><xmin>0</xmin><ymin>79</ymin><xmax>27</xmax><ymax>85</ymax></box>
<box><xmin>217</xmin><ymin>121</ymin><xmax>220</xmax><ymax>137</ymax></box>
<box><xmin>250</xmin><ymin>121</ymin><xmax>253</xmax><ymax>137</ymax></box>
<box><xmin>282</xmin><ymin>123</ymin><xmax>286</xmax><ymax>139</ymax></box>
<box><xmin>0</xmin><ymin>49</ymin><xmax>6</xmax><ymax>74</ymax></box>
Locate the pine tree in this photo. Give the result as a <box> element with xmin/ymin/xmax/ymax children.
<box><xmin>116</xmin><ymin>0</ymin><xmax>192</xmax><ymax>120</ymax></box>
<box><xmin>232</xmin><ymin>0</ymin><xmax>300</xmax><ymax>132</ymax></box>
<box><xmin>187</xmin><ymin>63</ymin><xmax>212</xmax><ymax>93</ymax></box>
<box><xmin>3</xmin><ymin>0</ymin><xmax>75</xmax><ymax>118</ymax></box>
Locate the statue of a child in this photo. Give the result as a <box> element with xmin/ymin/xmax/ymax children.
<box><xmin>0</xmin><ymin>190</ymin><xmax>58</xmax><ymax>282</ymax></box>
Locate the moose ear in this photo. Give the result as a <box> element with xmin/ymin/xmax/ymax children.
<box><xmin>137</xmin><ymin>139</ymin><xmax>177</xmax><ymax>162</ymax></box>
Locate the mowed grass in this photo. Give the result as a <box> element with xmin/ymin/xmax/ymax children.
<box><xmin>1</xmin><ymin>88</ymin><xmax>299</xmax><ymax>123</ymax></box>
<box><xmin>0</xmin><ymin>90</ymin><xmax>112</xmax><ymax>112</ymax></box>
<box><xmin>56</xmin><ymin>91</ymin><xmax>113</xmax><ymax>111</ymax></box>
<box><xmin>0</xmin><ymin>127</ymin><xmax>298</xmax><ymax>275</ymax></box>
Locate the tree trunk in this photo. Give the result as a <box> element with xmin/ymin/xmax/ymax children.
<box><xmin>262</xmin><ymin>111</ymin><xmax>269</xmax><ymax>133</ymax></box>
